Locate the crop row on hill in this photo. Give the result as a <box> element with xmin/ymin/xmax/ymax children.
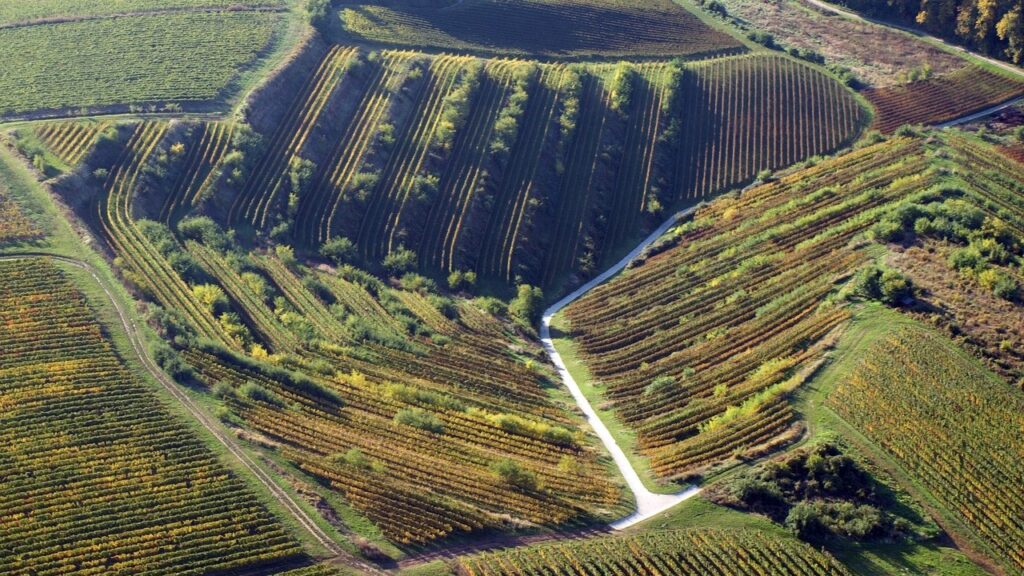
<box><xmin>829</xmin><ymin>324</ymin><xmax>1024</xmax><ymax>575</ymax></box>
<box><xmin>0</xmin><ymin>258</ymin><xmax>301</xmax><ymax>576</ymax></box>
<box><xmin>0</xmin><ymin>12</ymin><xmax>278</xmax><ymax>117</ymax></box>
<box><xmin>229</xmin><ymin>46</ymin><xmax>360</xmax><ymax>230</ymax></box>
<box><xmin>865</xmin><ymin>66</ymin><xmax>1024</xmax><ymax>133</ymax></box>
<box><xmin>560</xmin><ymin>132</ymin><xmax>1024</xmax><ymax>570</ymax></box>
<box><xmin>32</xmin><ymin>120</ymin><xmax>111</xmax><ymax>167</ymax></box>
<box><xmin>80</xmin><ymin>122</ymin><xmax>624</xmax><ymax>545</ymax></box>
<box><xmin>227</xmin><ymin>48</ymin><xmax>862</xmax><ymax>288</ymax></box>
<box><xmin>563</xmin><ymin>137</ymin><xmax>937</xmax><ymax>479</ymax></box>
<box><xmin>458</xmin><ymin>529</ymin><xmax>851</xmax><ymax>575</ymax></box>
<box><xmin>158</xmin><ymin>121</ymin><xmax>234</xmax><ymax>225</ymax></box>
<box><xmin>338</xmin><ymin>0</ymin><xmax>744</xmax><ymax>59</ymax></box>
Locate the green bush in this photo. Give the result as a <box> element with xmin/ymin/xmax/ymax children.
<box><xmin>394</xmin><ymin>407</ymin><xmax>444</xmax><ymax>433</ymax></box>
<box><xmin>383</xmin><ymin>246</ymin><xmax>417</xmax><ymax>277</ymax></box>
<box><xmin>510</xmin><ymin>284</ymin><xmax>543</xmax><ymax>327</ymax></box>
<box><xmin>240</xmin><ymin>381</ymin><xmax>283</xmax><ymax>407</ymax></box>
<box><xmin>321</xmin><ymin>236</ymin><xmax>356</xmax><ymax>265</ymax></box>
<box><xmin>979</xmin><ymin>268</ymin><xmax>1019</xmax><ymax>300</ymax></box>
<box><xmin>786</xmin><ymin>501</ymin><xmax>885</xmax><ymax>541</ymax></box>
<box><xmin>491</xmin><ymin>458</ymin><xmax>538</xmax><ymax>491</ymax></box>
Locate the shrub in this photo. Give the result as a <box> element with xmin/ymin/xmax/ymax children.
<box><xmin>305</xmin><ymin>0</ymin><xmax>330</xmax><ymax>28</ymax></box>
<box><xmin>644</xmin><ymin>375</ymin><xmax>677</xmax><ymax>396</ymax></box>
<box><xmin>178</xmin><ymin>216</ymin><xmax>229</xmax><ymax>251</ymax></box>
<box><xmin>979</xmin><ymin>268</ymin><xmax>1019</xmax><ymax>300</ymax></box>
<box><xmin>382</xmin><ymin>246</ymin><xmax>417</xmax><ymax>277</ymax></box>
<box><xmin>849</xmin><ymin>266</ymin><xmax>913</xmax><ymax>305</ymax></box>
<box><xmin>321</xmin><ymin>236</ymin><xmax>356</xmax><ymax>265</ymax></box>
<box><xmin>510</xmin><ymin>284</ymin><xmax>544</xmax><ymax>327</ymax></box>
<box><xmin>192</xmin><ymin>284</ymin><xmax>228</xmax><ymax>314</ymax></box>
<box><xmin>491</xmin><ymin>459</ymin><xmax>538</xmax><ymax>491</ymax></box>
<box><xmin>394</xmin><ymin>407</ymin><xmax>444</xmax><ymax>433</ymax></box>
<box><xmin>785</xmin><ymin>501</ymin><xmax>885</xmax><ymax>541</ymax></box>
<box><xmin>151</xmin><ymin>342</ymin><xmax>193</xmax><ymax>380</ymax></box>
<box><xmin>275</xmin><ymin>245</ymin><xmax>297</xmax><ymax>267</ymax></box>
<box><xmin>475</xmin><ymin>296</ymin><xmax>507</xmax><ymax>316</ymax></box>
<box><xmin>240</xmin><ymin>381</ymin><xmax>283</xmax><ymax>407</ymax></box>
<box><xmin>608</xmin><ymin>62</ymin><xmax>638</xmax><ymax>113</ymax></box>
<box><xmin>948</xmin><ymin>246</ymin><xmax>986</xmax><ymax>273</ymax></box>
<box><xmin>447</xmin><ymin>270</ymin><xmax>477</xmax><ymax>292</ymax></box>
<box><xmin>336</xmin><ymin>447</ymin><xmax>371</xmax><ymax>470</ymax></box>
<box><xmin>211</xmin><ymin>381</ymin><xmax>235</xmax><ymax>399</ymax></box>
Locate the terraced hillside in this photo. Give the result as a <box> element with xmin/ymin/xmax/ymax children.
<box><xmin>459</xmin><ymin>529</ymin><xmax>851</xmax><ymax>575</ymax></box>
<box><xmin>227</xmin><ymin>48</ymin><xmax>862</xmax><ymax>288</ymax></box>
<box><xmin>561</xmin><ymin>133</ymin><xmax>1024</xmax><ymax>482</ymax></box>
<box><xmin>0</xmin><ymin>258</ymin><xmax>303</xmax><ymax>575</ymax></box>
<box><xmin>337</xmin><ymin>0</ymin><xmax>744</xmax><ymax>59</ymax></box>
<box><xmin>78</xmin><ymin>121</ymin><xmax>625</xmax><ymax>546</ymax></box>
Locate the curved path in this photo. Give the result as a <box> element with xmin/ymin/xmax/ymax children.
<box><xmin>540</xmin><ymin>207</ymin><xmax>700</xmax><ymax>530</ymax></box>
<box><xmin>0</xmin><ymin>252</ymin><xmax>386</xmax><ymax>575</ymax></box>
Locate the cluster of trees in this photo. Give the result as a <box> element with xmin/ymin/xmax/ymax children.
<box><xmin>871</xmin><ymin>195</ymin><xmax>1021</xmax><ymax>301</ymax></box>
<box><xmin>714</xmin><ymin>443</ymin><xmax>920</xmax><ymax>543</ymax></box>
<box><xmin>838</xmin><ymin>0</ymin><xmax>1024</xmax><ymax>63</ymax></box>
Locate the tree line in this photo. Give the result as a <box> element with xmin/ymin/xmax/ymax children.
<box><xmin>838</xmin><ymin>0</ymin><xmax>1024</xmax><ymax>63</ymax></box>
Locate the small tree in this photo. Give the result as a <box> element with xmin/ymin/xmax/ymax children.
<box><xmin>305</xmin><ymin>0</ymin><xmax>330</xmax><ymax>28</ymax></box>
<box><xmin>382</xmin><ymin>246</ymin><xmax>417</xmax><ymax>277</ymax></box>
<box><xmin>509</xmin><ymin>284</ymin><xmax>543</xmax><ymax>327</ymax></box>
<box><xmin>321</xmin><ymin>237</ymin><xmax>356</xmax><ymax>265</ymax></box>
<box><xmin>275</xmin><ymin>244</ymin><xmax>297</xmax><ymax>267</ymax></box>
<box><xmin>491</xmin><ymin>458</ymin><xmax>538</xmax><ymax>491</ymax></box>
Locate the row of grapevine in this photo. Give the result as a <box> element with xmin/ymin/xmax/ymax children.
<box><xmin>229</xmin><ymin>46</ymin><xmax>359</xmax><ymax>229</ymax></box>
<box><xmin>158</xmin><ymin>121</ymin><xmax>233</xmax><ymax>225</ymax></box>
<box><xmin>865</xmin><ymin>66</ymin><xmax>1024</xmax><ymax>133</ymax></box>
<box><xmin>274</xmin><ymin>50</ymin><xmax>862</xmax><ymax>288</ymax></box>
<box><xmin>674</xmin><ymin>54</ymin><xmax>864</xmax><ymax>199</ymax></box>
<box><xmin>458</xmin><ymin>529</ymin><xmax>851</xmax><ymax>575</ymax></box>
<box><xmin>564</xmin><ymin>137</ymin><xmax>935</xmax><ymax>479</ymax></box>
<box><xmin>296</xmin><ymin>51</ymin><xmax>420</xmax><ymax>248</ymax></box>
<box><xmin>418</xmin><ymin>60</ymin><xmax>518</xmax><ymax>272</ymax></box>
<box><xmin>33</xmin><ymin>120</ymin><xmax>110</xmax><ymax>166</ymax></box>
<box><xmin>828</xmin><ymin>324</ymin><xmax>1024</xmax><ymax>574</ymax></box>
<box><xmin>540</xmin><ymin>70</ymin><xmax>612</xmax><ymax>287</ymax></box>
<box><xmin>340</xmin><ymin>0</ymin><xmax>745</xmax><ymax>59</ymax></box>
<box><xmin>179</xmin><ymin>256</ymin><xmax>626</xmax><ymax>542</ymax></box>
<box><xmin>356</xmin><ymin>54</ymin><xmax>477</xmax><ymax>263</ymax></box>
<box><xmin>95</xmin><ymin>122</ymin><xmax>234</xmax><ymax>346</ymax></box>
<box><xmin>602</xmin><ymin>63</ymin><xmax>670</xmax><ymax>253</ymax></box>
<box><xmin>476</xmin><ymin>65</ymin><xmax>567</xmax><ymax>282</ymax></box>
<box><xmin>0</xmin><ymin>258</ymin><xmax>301</xmax><ymax>575</ymax></box>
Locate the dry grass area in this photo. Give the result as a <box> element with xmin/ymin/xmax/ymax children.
<box><xmin>890</xmin><ymin>242</ymin><xmax>1024</xmax><ymax>388</ymax></box>
<box><xmin>716</xmin><ymin>0</ymin><xmax>962</xmax><ymax>87</ymax></box>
